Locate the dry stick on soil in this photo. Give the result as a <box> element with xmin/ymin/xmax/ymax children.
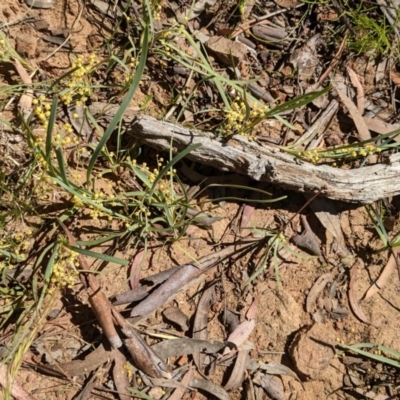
<box><xmin>111</xmin><ymin>308</ymin><xmax>171</xmax><ymax>378</ymax></box>
<box><xmin>59</xmin><ymin>222</ymin><xmax>170</xmax><ymax>379</ymax></box>
<box><xmin>132</xmin><ymin>116</ymin><xmax>400</xmax><ymax>203</ymax></box>
<box><xmin>230</xmin><ymin>4</ymin><xmax>304</xmax><ymax>38</ymax></box>
<box><xmin>291</xmin><ymin>99</ymin><xmax>339</xmax><ymax>148</ymax></box>
<box><xmin>317</xmin><ymin>31</ymin><xmax>349</xmax><ymax>85</ymax></box>
<box><xmin>59</xmin><ymin>221</ymin><xmax>122</xmax><ymax>349</ymax></box>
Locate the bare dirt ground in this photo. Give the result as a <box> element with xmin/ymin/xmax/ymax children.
<box><xmin>1</xmin><ymin>0</ymin><xmax>400</xmax><ymax>399</ymax></box>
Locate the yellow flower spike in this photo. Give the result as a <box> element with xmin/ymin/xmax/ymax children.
<box><xmin>32</xmin><ymin>99</ymin><xmax>39</xmax><ymax>105</ymax></box>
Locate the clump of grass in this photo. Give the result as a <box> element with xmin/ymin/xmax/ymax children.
<box><xmin>154</xmin><ymin>23</ymin><xmax>330</xmax><ymax>138</ymax></box>
<box><xmin>284</xmin><ymin>126</ymin><xmax>400</xmax><ymax>166</ymax></box>
<box><xmin>347</xmin><ymin>9</ymin><xmax>396</xmax><ymax>57</ymax></box>
<box><xmin>337</xmin><ymin>341</ymin><xmax>400</xmax><ymax>369</ymax></box>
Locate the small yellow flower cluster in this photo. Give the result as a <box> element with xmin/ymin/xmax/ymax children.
<box><xmin>72</xmin><ymin>190</ymin><xmax>115</xmax><ymax>222</ymax></box>
<box><xmin>60</xmin><ymin>54</ymin><xmax>98</xmax><ymax>106</ymax></box>
<box><xmin>224</xmin><ymin>97</ymin><xmax>268</xmax><ymax>138</ymax></box>
<box><xmin>49</xmin><ymin>247</ymin><xmax>80</xmax><ymax>290</ymax></box>
<box><xmin>299</xmin><ymin>144</ymin><xmax>382</xmax><ymax>165</ymax></box>
<box><xmin>51</xmin><ymin>123</ymin><xmax>80</xmax><ymax>148</ymax></box>
<box><xmin>137</xmin><ymin>157</ymin><xmax>176</xmax><ymax>203</ymax></box>
<box><xmin>123</xmin><ymin>364</ymin><xmax>133</xmax><ymax>379</ymax></box>
<box><xmin>32</xmin><ymin>95</ymin><xmax>52</xmax><ymax>128</ymax></box>
<box><xmin>0</xmin><ymin>229</ymin><xmax>33</xmax><ymax>262</ymax></box>
<box><xmin>150</xmin><ymin>0</ymin><xmax>163</xmax><ymax>21</ymax></box>
<box><xmin>123</xmin><ymin>57</ymin><xmax>140</xmax><ymax>84</ymax></box>
<box><xmin>0</xmin><ymin>38</ymin><xmax>6</xmax><ymax>60</ymax></box>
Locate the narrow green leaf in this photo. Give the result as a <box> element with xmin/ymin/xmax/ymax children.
<box><xmin>86</xmin><ymin>25</ymin><xmax>149</xmax><ymax>181</ymax></box>
<box><xmin>68</xmin><ymin>245</ymin><xmax>129</xmax><ymax>266</ymax></box>
<box><xmin>46</xmin><ymin>97</ymin><xmax>58</xmax><ymax>163</ymax></box>
<box><xmin>55</xmin><ymin>147</ymin><xmax>69</xmax><ymax>186</ymax></box>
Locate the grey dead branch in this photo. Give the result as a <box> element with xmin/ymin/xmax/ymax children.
<box><xmin>131</xmin><ymin>115</ymin><xmax>400</xmax><ymax>203</ymax></box>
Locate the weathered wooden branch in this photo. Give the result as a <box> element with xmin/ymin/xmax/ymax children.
<box><xmin>130</xmin><ymin>115</ymin><xmax>400</xmax><ymax>204</ymax></box>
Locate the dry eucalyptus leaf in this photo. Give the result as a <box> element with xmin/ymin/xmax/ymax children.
<box><xmin>193</xmin><ymin>284</ymin><xmax>216</xmax><ymax>373</ymax></box>
<box><xmin>259</xmin><ymin>360</ymin><xmax>302</xmax><ymax>385</ymax></box>
<box><xmin>390</xmin><ymin>70</ymin><xmax>400</xmax><ymax>87</ymax></box>
<box><xmin>162</xmin><ymin>306</ymin><xmax>189</xmax><ymax>332</ymax></box>
<box><xmin>348</xmin><ymin>262</ymin><xmax>371</xmax><ymax>325</ymax></box>
<box><xmin>253</xmin><ymin>371</ymin><xmax>284</xmax><ymax>400</ymax></box>
<box><xmin>206</xmin><ymin>36</ymin><xmax>247</xmax><ymax>66</ymax></box>
<box><xmin>306</xmin><ymin>273</ymin><xmax>334</xmax><ymax>313</ymax></box>
<box><xmin>309</xmin><ymin>197</ymin><xmax>352</xmax><ymax>259</ymax></box>
<box><xmin>364</xmin><ymin>248</ymin><xmax>400</xmax><ymax>300</ymax></box>
<box><xmin>292</xmin><ymin>215</ymin><xmax>321</xmax><ymax>256</ymax></box>
<box><xmin>332</xmin><ymin>78</ymin><xmax>371</xmax><ymax>142</ymax></box>
<box><xmin>224</xmin><ymin>350</ymin><xmax>249</xmax><ymax>391</ymax></box>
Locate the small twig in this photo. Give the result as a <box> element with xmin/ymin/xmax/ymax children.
<box><xmin>231</xmin><ymin>4</ymin><xmax>304</xmax><ymax>39</ymax></box>
<box><xmin>58</xmin><ymin>220</ymin><xmax>123</xmax><ymax>349</ymax></box>
<box><xmin>317</xmin><ymin>31</ymin><xmax>349</xmax><ymax>85</ymax></box>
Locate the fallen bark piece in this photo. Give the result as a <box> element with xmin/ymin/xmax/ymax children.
<box><xmin>132</xmin><ymin>116</ymin><xmax>400</xmax><ymax>203</ymax></box>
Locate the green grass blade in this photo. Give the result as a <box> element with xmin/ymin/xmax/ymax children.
<box><xmin>68</xmin><ymin>246</ymin><xmax>129</xmax><ymax>266</ymax></box>
<box><xmin>45</xmin><ymin>97</ymin><xmax>58</xmax><ymax>163</ymax></box>
<box><xmin>148</xmin><ymin>143</ymin><xmax>202</xmax><ymax>199</ymax></box>
<box><xmin>86</xmin><ymin>24</ymin><xmax>150</xmax><ymax>181</ymax></box>
<box><xmin>55</xmin><ymin>148</ymin><xmax>69</xmax><ymax>186</ymax></box>
<box><xmin>338</xmin><ymin>343</ymin><xmax>400</xmax><ymax>369</ymax></box>
<box><xmin>265</xmin><ymin>86</ymin><xmax>331</xmax><ymax>118</ymax></box>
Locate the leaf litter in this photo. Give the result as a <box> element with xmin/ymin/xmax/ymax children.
<box><xmin>2</xmin><ymin>0</ymin><xmax>400</xmax><ymax>399</ymax></box>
